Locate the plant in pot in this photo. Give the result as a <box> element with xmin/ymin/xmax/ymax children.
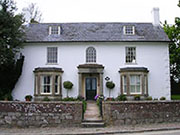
<box><xmin>25</xmin><ymin>95</ymin><xmax>33</xmax><ymax>101</ymax></box>
<box><xmin>63</xmin><ymin>81</ymin><xmax>73</xmax><ymax>97</ymax></box>
<box><xmin>106</xmin><ymin>81</ymin><xmax>115</xmax><ymax>100</ymax></box>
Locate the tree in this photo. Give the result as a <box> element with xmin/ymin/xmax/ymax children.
<box><xmin>63</xmin><ymin>81</ymin><xmax>73</xmax><ymax>97</ymax></box>
<box><xmin>106</xmin><ymin>81</ymin><xmax>115</xmax><ymax>98</ymax></box>
<box><xmin>22</xmin><ymin>3</ymin><xmax>42</xmax><ymax>23</ymax></box>
<box><xmin>0</xmin><ymin>0</ymin><xmax>24</xmax><ymax>100</ymax></box>
<box><xmin>163</xmin><ymin>1</ymin><xmax>180</xmax><ymax>94</ymax></box>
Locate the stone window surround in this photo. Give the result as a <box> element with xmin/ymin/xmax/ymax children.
<box><xmin>34</xmin><ymin>67</ymin><xmax>63</xmax><ymax>101</ymax></box>
<box><xmin>119</xmin><ymin>67</ymin><xmax>149</xmax><ymax>96</ymax></box>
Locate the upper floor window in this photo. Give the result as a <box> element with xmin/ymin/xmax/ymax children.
<box><xmin>124</xmin><ymin>26</ymin><xmax>135</xmax><ymax>35</ymax></box>
<box><xmin>49</xmin><ymin>26</ymin><xmax>61</xmax><ymax>35</ymax></box>
<box><xmin>126</xmin><ymin>47</ymin><xmax>136</xmax><ymax>63</ymax></box>
<box><xmin>47</xmin><ymin>47</ymin><xmax>58</xmax><ymax>64</ymax></box>
<box><xmin>86</xmin><ymin>47</ymin><xmax>96</xmax><ymax>63</ymax></box>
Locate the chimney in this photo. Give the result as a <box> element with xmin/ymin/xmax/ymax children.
<box><xmin>151</xmin><ymin>7</ymin><xmax>160</xmax><ymax>26</ymax></box>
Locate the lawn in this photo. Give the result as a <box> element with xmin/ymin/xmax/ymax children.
<box><xmin>171</xmin><ymin>95</ymin><xmax>180</xmax><ymax>100</ymax></box>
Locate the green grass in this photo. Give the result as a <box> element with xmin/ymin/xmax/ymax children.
<box><xmin>171</xmin><ymin>95</ymin><xmax>180</xmax><ymax>100</ymax></box>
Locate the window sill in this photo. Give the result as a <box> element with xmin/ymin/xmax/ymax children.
<box><xmin>46</xmin><ymin>63</ymin><xmax>58</xmax><ymax>65</ymax></box>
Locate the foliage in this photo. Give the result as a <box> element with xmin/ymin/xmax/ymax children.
<box><xmin>63</xmin><ymin>81</ymin><xmax>73</xmax><ymax>97</ymax></box>
<box><xmin>106</xmin><ymin>81</ymin><xmax>115</xmax><ymax>89</ymax></box>
<box><xmin>145</xmin><ymin>96</ymin><xmax>153</xmax><ymax>100</ymax></box>
<box><xmin>42</xmin><ymin>96</ymin><xmax>50</xmax><ymax>101</ymax></box>
<box><xmin>22</xmin><ymin>3</ymin><xmax>42</xmax><ymax>23</ymax></box>
<box><xmin>3</xmin><ymin>93</ymin><xmax>13</xmax><ymax>101</ymax></box>
<box><xmin>82</xmin><ymin>100</ymin><xmax>87</xmax><ymax>114</ymax></box>
<box><xmin>116</xmin><ymin>95</ymin><xmax>127</xmax><ymax>101</ymax></box>
<box><xmin>60</xmin><ymin>97</ymin><xmax>78</xmax><ymax>101</ymax></box>
<box><xmin>0</xmin><ymin>0</ymin><xmax>25</xmax><ymax>100</ymax></box>
<box><xmin>160</xmin><ymin>97</ymin><xmax>166</xmax><ymax>100</ymax></box>
<box><xmin>63</xmin><ymin>81</ymin><xmax>73</xmax><ymax>90</ymax></box>
<box><xmin>153</xmin><ymin>98</ymin><xmax>158</xmax><ymax>101</ymax></box>
<box><xmin>106</xmin><ymin>81</ymin><xmax>115</xmax><ymax>98</ymax></box>
<box><xmin>77</xmin><ymin>95</ymin><xmax>84</xmax><ymax>101</ymax></box>
<box><xmin>25</xmin><ymin>95</ymin><xmax>32</xmax><ymax>101</ymax></box>
<box><xmin>171</xmin><ymin>95</ymin><xmax>180</xmax><ymax>100</ymax></box>
<box><xmin>163</xmin><ymin>1</ymin><xmax>180</xmax><ymax>84</ymax></box>
<box><xmin>134</xmin><ymin>95</ymin><xmax>141</xmax><ymax>101</ymax></box>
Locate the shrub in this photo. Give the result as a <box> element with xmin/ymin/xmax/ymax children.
<box><xmin>116</xmin><ymin>95</ymin><xmax>127</xmax><ymax>101</ymax></box>
<box><xmin>3</xmin><ymin>93</ymin><xmax>13</xmax><ymax>101</ymax></box>
<box><xmin>63</xmin><ymin>81</ymin><xmax>73</xmax><ymax>97</ymax></box>
<box><xmin>145</xmin><ymin>96</ymin><xmax>152</xmax><ymax>100</ymax></box>
<box><xmin>43</xmin><ymin>96</ymin><xmax>50</xmax><ymax>101</ymax></box>
<box><xmin>77</xmin><ymin>95</ymin><xmax>84</xmax><ymax>101</ymax></box>
<box><xmin>25</xmin><ymin>95</ymin><xmax>33</xmax><ymax>101</ymax></box>
<box><xmin>153</xmin><ymin>98</ymin><xmax>158</xmax><ymax>100</ymax></box>
<box><xmin>82</xmin><ymin>100</ymin><xmax>87</xmax><ymax>114</ymax></box>
<box><xmin>61</xmin><ymin>97</ymin><xmax>77</xmax><ymax>101</ymax></box>
<box><xmin>106</xmin><ymin>81</ymin><xmax>115</xmax><ymax>89</ymax></box>
<box><xmin>160</xmin><ymin>97</ymin><xmax>166</xmax><ymax>100</ymax></box>
<box><xmin>106</xmin><ymin>81</ymin><xmax>115</xmax><ymax>98</ymax></box>
<box><xmin>134</xmin><ymin>95</ymin><xmax>141</xmax><ymax>101</ymax></box>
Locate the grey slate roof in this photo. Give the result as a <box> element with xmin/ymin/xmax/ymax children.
<box><xmin>25</xmin><ymin>23</ymin><xmax>170</xmax><ymax>42</ymax></box>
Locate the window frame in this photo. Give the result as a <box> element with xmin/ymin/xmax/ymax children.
<box><xmin>34</xmin><ymin>67</ymin><xmax>63</xmax><ymax>101</ymax></box>
<box><xmin>40</xmin><ymin>75</ymin><xmax>52</xmax><ymax>95</ymax></box>
<box><xmin>125</xmin><ymin>47</ymin><xmax>136</xmax><ymax>64</ymax></box>
<box><xmin>49</xmin><ymin>26</ymin><xmax>61</xmax><ymax>35</ymax></box>
<box><xmin>129</xmin><ymin>75</ymin><xmax>142</xmax><ymax>94</ymax></box>
<box><xmin>86</xmin><ymin>47</ymin><xmax>96</xmax><ymax>63</ymax></box>
<box><xmin>123</xmin><ymin>25</ymin><xmax>135</xmax><ymax>35</ymax></box>
<box><xmin>47</xmin><ymin>47</ymin><xmax>58</xmax><ymax>64</ymax></box>
<box><xmin>120</xmin><ymin>68</ymin><xmax>149</xmax><ymax>96</ymax></box>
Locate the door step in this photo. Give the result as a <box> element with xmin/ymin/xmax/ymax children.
<box><xmin>81</xmin><ymin>120</ymin><xmax>105</xmax><ymax>128</ymax></box>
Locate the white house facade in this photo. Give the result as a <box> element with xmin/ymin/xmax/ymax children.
<box><xmin>12</xmin><ymin>8</ymin><xmax>171</xmax><ymax>101</ymax></box>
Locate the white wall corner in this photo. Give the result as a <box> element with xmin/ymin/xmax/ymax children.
<box><xmin>151</xmin><ymin>7</ymin><xmax>160</xmax><ymax>26</ymax></box>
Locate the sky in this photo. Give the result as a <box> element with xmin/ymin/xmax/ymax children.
<box><xmin>14</xmin><ymin>0</ymin><xmax>180</xmax><ymax>24</ymax></box>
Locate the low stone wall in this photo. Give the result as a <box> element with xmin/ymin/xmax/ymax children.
<box><xmin>103</xmin><ymin>101</ymin><xmax>180</xmax><ymax>125</ymax></box>
<box><xmin>0</xmin><ymin>101</ymin><xmax>82</xmax><ymax>127</ymax></box>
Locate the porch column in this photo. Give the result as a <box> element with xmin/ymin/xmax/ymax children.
<box><xmin>99</xmin><ymin>73</ymin><xmax>103</xmax><ymax>95</ymax></box>
<box><xmin>78</xmin><ymin>73</ymin><xmax>83</xmax><ymax>97</ymax></box>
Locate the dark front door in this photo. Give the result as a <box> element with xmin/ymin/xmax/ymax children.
<box><xmin>86</xmin><ymin>77</ymin><xmax>97</xmax><ymax>100</ymax></box>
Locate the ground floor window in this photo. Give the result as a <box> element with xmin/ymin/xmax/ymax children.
<box><xmin>120</xmin><ymin>67</ymin><xmax>148</xmax><ymax>96</ymax></box>
<box><xmin>34</xmin><ymin>67</ymin><xmax>63</xmax><ymax>100</ymax></box>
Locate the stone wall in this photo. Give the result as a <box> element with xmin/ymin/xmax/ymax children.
<box><xmin>0</xmin><ymin>101</ymin><xmax>82</xmax><ymax>127</ymax></box>
<box><xmin>103</xmin><ymin>101</ymin><xmax>180</xmax><ymax>125</ymax></box>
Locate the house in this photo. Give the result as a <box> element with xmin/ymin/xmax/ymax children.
<box><xmin>12</xmin><ymin>8</ymin><xmax>171</xmax><ymax>101</ymax></box>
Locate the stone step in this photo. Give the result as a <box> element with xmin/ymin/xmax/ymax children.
<box><xmin>81</xmin><ymin>121</ymin><xmax>105</xmax><ymax>128</ymax></box>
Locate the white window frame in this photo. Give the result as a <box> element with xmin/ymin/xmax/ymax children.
<box><xmin>86</xmin><ymin>47</ymin><xmax>96</xmax><ymax>63</ymax></box>
<box><xmin>122</xmin><ymin>75</ymin><xmax>127</xmax><ymax>94</ymax></box>
<box><xmin>40</xmin><ymin>75</ymin><xmax>52</xmax><ymax>95</ymax></box>
<box><xmin>49</xmin><ymin>26</ymin><xmax>61</xmax><ymax>35</ymax></box>
<box><xmin>129</xmin><ymin>75</ymin><xmax>142</xmax><ymax>94</ymax></box>
<box><xmin>123</xmin><ymin>26</ymin><xmax>135</xmax><ymax>35</ymax></box>
<box><xmin>55</xmin><ymin>75</ymin><xmax>60</xmax><ymax>95</ymax></box>
<box><xmin>125</xmin><ymin>47</ymin><xmax>136</xmax><ymax>63</ymax></box>
<box><xmin>47</xmin><ymin>47</ymin><xmax>58</xmax><ymax>64</ymax></box>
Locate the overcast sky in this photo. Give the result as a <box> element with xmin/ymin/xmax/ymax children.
<box><xmin>14</xmin><ymin>0</ymin><xmax>180</xmax><ymax>24</ymax></box>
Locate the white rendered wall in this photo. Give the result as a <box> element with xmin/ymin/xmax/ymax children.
<box><xmin>12</xmin><ymin>42</ymin><xmax>170</xmax><ymax>100</ymax></box>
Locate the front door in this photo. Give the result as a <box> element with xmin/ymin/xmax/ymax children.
<box><xmin>85</xmin><ymin>77</ymin><xmax>97</xmax><ymax>100</ymax></box>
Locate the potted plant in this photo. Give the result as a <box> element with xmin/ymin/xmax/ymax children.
<box><xmin>63</xmin><ymin>81</ymin><xmax>73</xmax><ymax>97</ymax></box>
<box><xmin>106</xmin><ymin>81</ymin><xmax>115</xmax><ymax>99</ymax></box>
<box><xmin>25</xmin><ymin>95</ymin><xmax>33</xmax><ymax>101</ymax></box>
<box><xmin>134</xmin><ymin>95</ymin><xmax>141</xmax><ymax>101</ymax></box>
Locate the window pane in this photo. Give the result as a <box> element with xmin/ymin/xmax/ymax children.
<box><xmin>41</xmin><ymin>76</ymin><xmax>51</xmax><ymax>94</ymax></box>
<box><xmin>126</xmin><ymin>47</ymin><xmax>136</xmax><ymax>63</ymax></box>
<box><xmin>55</xmin><ymin>76</ymin><xmax>59</xmax><ymax>94</ymax></box>
<box><xmin>86</xmin><ymin>47</ymin><xmax>96</xmax><ymax>63</ymax></box>
<box><xmin>47</xmin><ymin>47</ymin><xmax>57</xmax><ymax>63</ymax></box>
<box><xmin>91</xmin><ymin>78</ymin><xmax>97</xmax><ymax>90</ymax></box>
